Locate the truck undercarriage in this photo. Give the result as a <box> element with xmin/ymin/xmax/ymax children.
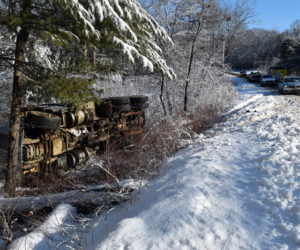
<box><xmin>0</xmin><ymin>96</ymin><xmax>149</xmax><ymax>175</ymax></box>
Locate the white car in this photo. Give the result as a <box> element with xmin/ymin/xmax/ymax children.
<box><xmin>279</xmin><ymin>76</ymin><xmax>300</xmax><ymax>94</ymax></box>
<box><xmin>260</xmin><ymin>74</ymin><xmax>276</xmax><ymax>87</ymax></box>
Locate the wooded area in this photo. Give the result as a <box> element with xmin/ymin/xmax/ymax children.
<box><xmin>1</xmin><ymin>1</ymin><xmax>300</xmax><ymax>248</ymax></box>
<box><xmin>2</xmin><ymin>0</ymin><xmax>298</xmax><ymax>199</ymax></box>
<box><xmin>228</xmin><ymin>19</ymin><xmax>300</xmax><ymax>74</ymax></box>
<box><xmin>0</xmin><ymin>0</ymin><xmax>255</xmax><ymax>198</ymax></box>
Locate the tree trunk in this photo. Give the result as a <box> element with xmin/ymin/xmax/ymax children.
<box><xmin>160</xmin><ymin>73</ymin><xmax>167</xmax><ymax>116</ymax></box>
<box><xmin>0</xmin><ymin>183</ymin><xmax>134</xmax><ymax>212</ymax></box>
<box><xmin>5</xmin><ymin>1</ymin><xmax>31</xmax><ymax>197</ymax></box>
<box><xmin>184</xmin><ymin>22</ymin><xmax>202</xmax><ymax>112</ymax></box>
<box><xmin>166</xmin><ymin>86</ymin><xmax>173</xmax><ymax>115</ymax></box>
<box><xmin>183</xmin><ymin>0</ymin><xmax>205</xmax><ymax>112</ymax></box>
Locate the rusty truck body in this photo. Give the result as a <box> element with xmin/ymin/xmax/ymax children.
<box><xmin>0</xmin><ymin>96</ymin><xmax>149</xmax><ymax>175</ymax></box>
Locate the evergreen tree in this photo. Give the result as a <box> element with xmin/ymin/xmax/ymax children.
<box><xmin>280</xmin><ymin>37</ymin><xmax>300</xmax><ymax>73</ymax></box>
<box><xmin>0</xmin><ymin>0</ymin><xmax>174</xmax><ymax>197</ymax></box>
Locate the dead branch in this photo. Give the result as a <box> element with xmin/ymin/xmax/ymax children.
<box><xmin>0</xmin><ymin>183</ymin><xmax>135</xmax><ymax>213</ymax></box>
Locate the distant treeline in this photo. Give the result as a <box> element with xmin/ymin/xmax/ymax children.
<box><xmin>227</xmin><ymin>19</ymin><xmax>300</xmax><ymax>74</ymax></box>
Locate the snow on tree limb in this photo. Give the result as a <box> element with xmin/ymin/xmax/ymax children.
<box><xmin>59</xmin><ymin>0</ymin><xmax>100</xmax><ymax>38</ymax></box>
<box><xmin>85</xmin><ymin>0</ymin><xmax>175</xmax><ymax>78</ymax></box>
<box><xmin>140</xmin><ymin>55</ymin><xmax>154</xmax><ymax>71</ymax></box>
<box><xmin>113</xmin><ymin>36</ymin><xmax>139</xmax><ymax>63</ymax></box>
<box><xmin>2</xmin><ymin>0</ymin><xmax>174</xmax><ymax>78</ymax></box>
<box><xmin>52</xmin><ymin>0</ymin><xmax>175</xmax><ymax>78</ymax></box>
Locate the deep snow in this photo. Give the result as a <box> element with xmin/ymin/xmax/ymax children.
<box><xmin>8</xmin><ymin>76</ymin><xmax>300</xmax><ymax>249</ymax></box>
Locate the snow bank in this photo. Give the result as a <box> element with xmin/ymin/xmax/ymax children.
<box><xmin>7</xmin><ymin>77</ymin><xmax>300</xmax><ymax>249</ymax></box>
<box><xmin>221</xmin><ymin>77</ymin><xmax>300</xmax><ymax>248</ymax></box>
<box><xmin>83</xmin><ymin>134</ymin><xmax>264</xmax><ymax>249</ymax></box>
<box><xmin>81</xmin><ymin>77</ymin><xmax>300</xmax><ymax>249</ymax></box>
<box><xmin>8</xmin><ymin>204</ymin><xmax>77</xmax><ymax>250</ymax></box>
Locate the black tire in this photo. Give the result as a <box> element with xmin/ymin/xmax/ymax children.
<box><xmin>113</xmin><ymin>104</ymin><xmax>131</xmax><ymax>113</ymax></box>
<box><xmin>25</xmin><ymin>111</ymin><xmax>61</xmax><ymax>130</ymax></box>
<box><xmin>132</xmin><ymin>102</ymin><xmax>149</xmax><ymax>110</ymax></box>
<box><xmin>106</xmin><ymin>97</ymin><xmax>130</xmax><ymax>105</ymax></box>
<box><xmin>130</xmin><ymin>95</ymin><xmax>149</xmax><ymax>104</ymax></box>
<box><xmin>95</xmin><ymin>102</ymin><xmax>113</xmax><ymax>118</ymax></box>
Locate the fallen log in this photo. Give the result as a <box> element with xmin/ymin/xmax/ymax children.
<box><xmin>0</xmin><ymin>180</ymin><xmax>141</xmax><ymax>213</ymax></box>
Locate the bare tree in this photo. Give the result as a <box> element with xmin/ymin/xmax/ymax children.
<box><xmin>227</xmin><ymin>28</ymin><xmax>282</xmax><ymax>69</ymax></box>
<box><xmin>289</xmin><ymin>19</ymin><xmax>300</xmax><ymax>39</ymax></box>
<box><xmin>140</xmin><ymin>0</ymin><xmax>255</xmax><ymax>113</ymax></box>
<box><xmin>221</xmin><ymin>0</ymin><xmax>256</xmax><ymax>59</ymax></box>
<box><xmin>183</xmin><ymin>0</ymin><xmax>208</xmax><ymax>112</ymax></box>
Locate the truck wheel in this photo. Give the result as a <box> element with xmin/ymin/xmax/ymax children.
<box><xmin>95</xmin><ymin>102</ymin><xmax>113</xmax><ymax>118</ymax></box>
<box><xmin>25</xmin><ymin>111</ymin><xmax>61</xmax><ymax>130</ymax></box>
<box><xmin>130</xmin><ymin>95</ymin><xmax>149</xmax><ymax>104</ymax></box>
<box><xmin>113</xmin><ymin>104</ymin><xmax>131</xmax><ymax>113</ymax></box>
<box><xmin>106</xmin><ymin>97</ymin><xmax>130</xmax><ymax>105</ymax></box>
<box><xmin>132</xmin><ymin>102</ymin><xmax>149</xmax><ymax>110</ymax></box>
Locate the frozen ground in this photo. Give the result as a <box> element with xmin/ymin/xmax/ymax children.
<box><xmin>8</xmin><ymin>76</ymin><xmax>300</xmax><ymax>249</ymax></box>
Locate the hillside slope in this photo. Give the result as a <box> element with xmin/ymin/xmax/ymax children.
<box><xmin>9</xmin><ymin>76</ymin><xmax>300</xmax><ymax>249</ymax></box>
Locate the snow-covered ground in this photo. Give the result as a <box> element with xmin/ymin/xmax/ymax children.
<box><xmin>8</xmin><ymin>76</ymin><xmax>300</xmax><ymax>249</ymax></box>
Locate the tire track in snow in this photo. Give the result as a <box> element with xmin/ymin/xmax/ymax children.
<box><xmin>226</xmin><ymin>77</ymin><xmax>300</xmax><ymax>248</ymax></box>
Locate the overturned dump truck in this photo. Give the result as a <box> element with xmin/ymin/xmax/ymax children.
<box><xmin>0</xmin><ymin>96</ymin><xmax>149</xmax><ymax>174</ymax></box>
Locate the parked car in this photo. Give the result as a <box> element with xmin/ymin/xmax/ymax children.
<box><xmin>0</xmin><ymin>96</ymin><xmax>149</xmax><ymax>175</ymax></box>
<box><xmin>278</xmin><ymin>76</ymin><xmax>300</xmax><ymax>94</ymax></box>
<box><xmin>248</xmin><ymin>72</ymin><xmax>261</xmax><ymax>82</ymax></box>
<box><xmin>260</xmin><ymin>74</ymin><xmax>276</xmax><ymax>87</ymax></box>
<box><xmin>239</xmin><ymin>70</ymin><xmax>247</xmax><ymax>78</ymax></box>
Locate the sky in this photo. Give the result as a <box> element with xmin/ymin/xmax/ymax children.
<box><xmin>248</xmin><ymin>0</ymin><xmax>300</xmax><ymax>32</ymax></box>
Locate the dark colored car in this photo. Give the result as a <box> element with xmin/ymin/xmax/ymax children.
<box><xmin>239</xmin><ymin>70</ymin><xmax>247</xmax><ymax>78</ymax></box>
<box><xmin>248</xmin><ymin>72</ymin><xmax>261</xmax><ymax>82</ymax></box>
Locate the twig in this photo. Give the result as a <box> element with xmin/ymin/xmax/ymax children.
<box><xmin>93</xmin><ymin>162</ymin><xmax>120</xmax><ymax>186</ymax></box>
